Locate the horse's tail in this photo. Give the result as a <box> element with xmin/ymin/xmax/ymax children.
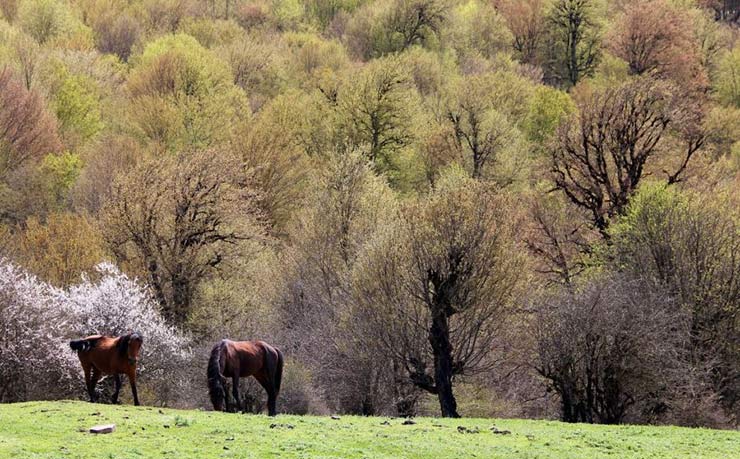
<box><xmin>274</xmin><ymin>348</ymin><xmax>284</xmax><ymax>396</ymax></box>
<box><xmin>263</xmin><ymin>343</ymin><xmax>284</xmax><ymax>396</ymax></box>
<box><xmin>69</xmin><ymin>337</ymin><xmax>100</xmax><ymax>353</ymax></box>
<box><xmin>207</xmin><ymin>340</ymin><xmax>227</xmax><ymax>411</ymax></box>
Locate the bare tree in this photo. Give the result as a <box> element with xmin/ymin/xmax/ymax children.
<box><xmin>534</xmin><ymin>275</ymin><xmax>692</xmax><ymax>424</ymax></box>
<box><xmin>551</xmin><ymin>78</ymin><xmax>704</xmax><ymax>237</ymax></box>
<box><xmin>276</xmin><ymin>151</ymin><xmax>404</xmax><ymax>415</ymax></box>
<box><xmin>102</xmin><ymin>149</ymin><xmax>263</xmax><ymax>325</ymax></box>
<box><xmin>354</xmin><ymin>176</ymin><xmax>523</xmax><ymax>417</ymax></box>
<box><xmin>525</xmin><ymin>194</ymin><xmax>595</xmax><ymax>287</ymax></box>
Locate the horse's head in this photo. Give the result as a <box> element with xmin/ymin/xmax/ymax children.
<box><xmin>124</xmin><ymin>332</ymin><xmax>144</xmax><ymax>366</ymax></box>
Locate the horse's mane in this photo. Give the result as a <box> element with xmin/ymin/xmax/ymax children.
<box><xmin>116</xmin><ymin>332</ymin><xmax>142</xmax><ymax>357</ymax></box>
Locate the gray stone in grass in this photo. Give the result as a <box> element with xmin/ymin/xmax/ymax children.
<box><xmin>89</xmin><ymin>424</ymin><xmax>115</xmax><ymax>434</ymax></box>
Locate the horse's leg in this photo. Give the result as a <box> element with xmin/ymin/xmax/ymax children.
<box><xmin>255</xmin><ymin>373</ymin><xmax>276</xmax><ymax>416</ymax></box>
<box><xmin>111</xmin><ymin>374</ymin><xmax>122</xmax><ymax>404</ymax></box>
<box><xmin>81</xmin><ymin>362</ymin><xmax>93</xmax><ymax>402</ymax></box>
<box><xmin>231</xmin><ymin>376</ymin><xmax>241</xmax><ymax>413</ymax></box>
<box><xmin>89</xmin><ymin>367</ymin><xmax>102</xmax><ymax>403</ymax></box>
<box><xmin>127</xmin><ymin>369</ymin><xmax>140</xmax><ymax>406</ymax></box>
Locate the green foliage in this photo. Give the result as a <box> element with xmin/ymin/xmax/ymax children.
<box><xmin>128</xmin><ymin>33</ymin><xmax>248</xmax><ymax>151</ymax></box>
<box><xmin>608</xmin><ymin>183</ymin><xmax>687</xmax><ymax>252</ymax></box>
<box><xmin>544</xmin><ymin>0</ymin><xmax>603</xmax><ymax>88</ymax></box>
<box><xmin>40</xmin><ymin>151</ymin><xmax>82</xmax><ymax>207</ymax></box>
<box><xmin>17</xmin><ymin>0</ymin><xmax>92</xmax><ymax>47</ymax></box>
<box><xmin>284</xmin><ymin>32</ymin><xmax>350</xmax><ymax>86</ymax></box>
<box><xmin>271</xmin><ymin>0</ymin><xmax>305</xmax><ymax>30</ymax></box>
<box><xmin>51</xmin><ymin>67</ymin><xmax>104</xmax><ymax>144</ymax></box>
<box><xmin>346</xmin><ymin>0</ymin><xmax>449</xmax><ymax>60</ymax></box>
<box><xmin>524</xmin><ymin>85</ymin><xmax>574</xmax><ymax>144</ymax></box>
<box><xmin>715</xmin><ymin>47</ymin><xmax>740</xmax><ymax>108</ymax></box>
<box><xmin>304</xmin><ymin>0</ymin><xmax>363</xmax><ymax>29</ymax></box>
<box><xmin>339</xmin><ymin>55</ymin><xmax>421</xmax><ymax>175</ymax></box>
<box><xmin>179</xmin><ymin>17</ymin><xmax>242</xmax><ymax>48</ymax></box>
<box><xmin>9</xmin><ymin>211</ymin><xmax>106</xmax><ymax>286</ymax></box>
<box><xmin>447</xmin><ymin>0</ymin><xmax>512</xmax><ymax>60</ymax></box>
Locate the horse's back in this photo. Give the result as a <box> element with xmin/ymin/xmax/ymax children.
<box><xmin>77</xmin><ymin>336</ymin><xmax>121</xmax><ymax>374</ymax></box>
<box><xmin>221</xmin><ymin>340</ymin><xmax>280</xmax><ymax>377</ymax></box>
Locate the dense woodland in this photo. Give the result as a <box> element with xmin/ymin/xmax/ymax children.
<box><xmin>0</xmin><ymin>0</ymin><xmax>739</xmax><ymax>427</ymax></box>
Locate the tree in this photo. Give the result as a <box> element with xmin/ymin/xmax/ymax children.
<box><xmin>345</xmin><ymin>0</ymin><xmax>449</xmax><ymax>60</ymax></box>
<box><xmin>608</xmin><ymin>0</ymin><xmax>707</xmax><ymax>92</ymax></box>
<box><xmin>444</xmin><ymin>75</ymin><xmax>520</xmax><ymax>180</ymax></box>
<box><xmin>18</xmin><ymin>0</ymin><xmax>70</xmax><ymax>44</ymax></box>
<box><xmin>127</xmin><ymin>34</ymin><xmax>248</xmax><ymax>152</ymax></box>
<box><xmin>279</xmin><ymin>151</ymin><xmax>404</xmax><ymax>415</ymax></box>
<box><xmin>354</xmin><ymin>172</ymin><xmax>523</xmax><ymax>417</ymax></box>
<box><xmin>0</xmin><ymin>67</ymin><xmax>62</xmax><ymax>181</ymax></box>
<box><xmin>715</xmin><ymin>47</ymin><xmax>740</xmax><ymax>108</ymax></box>
<box><xmin>9</xmin><ymin>213</ymin><xmax>105</xmax><ymax>286</ymax></box>
<box><xmin>448</xmin><ymin>0</ymin><xmax>512</xmax><ymax>61</ymax></box>
<box><xmin>72</xmin><ymin>135</ymin><xmax>142</xmax><ymax>214</ymax></box>
<box><xmin>0</xmin><ymin>259</ymin><xmax>79</xmax><ymax>402</ymax></box>
<box><xmin>234</xmin><ymin>93</ymin><xmax>312</xmax><ymax>232</ymax></box>
<box><xmin>495</xmin><ymin>0</ymin><xmax>546</xmax><ymax>65</ymax></box>
<box><xmin>551</xmin><ymin>78</ymin><xmax>704</xmax><ymax>236</ymax></box>
<box><xmin>523</xmin><ymin>85</ymin><xmax>575</xmax><ymax>145</ymax></box>
<box><xmin>525</xmin><ymin>191</ymin><xmax>595</xmax><ymax>286</ymax></box>
<box><xmin>610</xmin><ymin>184</ymin><xmax>740</xmax><ymax>417</ymax></box>
<box><xmin>545</xmin><ymin>0</ymin><xmax>601</xmax><ymax>88</ymax></box>
<box><xmin>534</xmin><ymin>274</ymin><xmax>692</xmax><ymax>424</ymax></box>
<box><xmin>383</xmin><ymin>0</ymin><xmax>449</xmax><ymax>54</ymax></box>
<box><xmin>699</xmin><ymin>0</ymin><xmax>740</xmax><ymax>23</ymax></box>
<box><xmin>94</xmin><ymin>12</ymin><xmax>141</xmax><ymax>62</ymax></box>
<box><xmin>102</xmin><ymin>149</ymin><xmax>263</xmax><ymax>325</ymax></box>
<box><xmin>51</xmin><ymin>67</ymin><xmax>104</xmax><ymax>147</ymax></box>
<box><xmin>13</xmin><ymin>33</ymin><xmax>40</xmax><ymax>90</ymax></box>
<box><xmin>340</xmin><ymin>56</ymin><xmax>419</xmax><ymax>173</ymax></box>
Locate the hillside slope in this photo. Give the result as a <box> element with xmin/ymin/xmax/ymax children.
<box><xmin>0</xmin><ymin>401</ymin><xmax>738</xmax><ymax>458</ymax></box>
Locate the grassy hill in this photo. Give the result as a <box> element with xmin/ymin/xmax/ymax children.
<box><xmin>0</xmin><ymin>401</ymin><xmax>737</xmax><ymax>458</ymax></box>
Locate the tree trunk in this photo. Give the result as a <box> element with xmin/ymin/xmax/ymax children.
<box><xmin>428</xmin><ymin>312</ymin><xmax>460</xmax><ymax>418</ymax></box>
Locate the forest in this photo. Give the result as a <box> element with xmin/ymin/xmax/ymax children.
<box><xmin>0</xmin><ymin>0</ymin><xmax>738</xmax><ymax>428</ymax></box>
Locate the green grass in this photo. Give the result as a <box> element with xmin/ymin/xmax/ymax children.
<box><xmin>0</xmin><ymin>401</ymin><xmax>737</xmax><ymax>458</ymax></box>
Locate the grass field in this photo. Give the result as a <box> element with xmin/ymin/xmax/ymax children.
<box><xmin>0</xmin><ymin>401</ymin><xmax>738</xmax><ymax>458</ymax></box>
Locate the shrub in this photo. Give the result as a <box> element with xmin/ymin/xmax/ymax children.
<box><xmin>0</xmin><ymin>260</ymin><xmax>78</xmax><ymax>402</ymax></box>
<box><xmin>533</xmin><ymin>274</ymin><xmax>702</xmax><ymax>424</ymax></box>
<box><xmin>0</xmin><ymin>259</ymin><xmax>192</xmax><ymax>405</ymax></box>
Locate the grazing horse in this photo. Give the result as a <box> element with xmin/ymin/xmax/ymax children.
<box><xmin>69</xmin><ymin>333</ymin><xmax>143</xmax><ymax>406</ymax></box>
<box><xmin>207</xmin><ymin>339</ymin><xmax>284</xmax><ymax>416</ymax></box>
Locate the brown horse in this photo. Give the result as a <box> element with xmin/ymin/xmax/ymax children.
<box><xmin>207</xmin><ymin>339</ymin><xmax>284</xmax><ymax>416</ymax></box>
<box><xmin>69</xmin><ymin>333</ymin><xmax>143</xmax><ymax>406</ymax></box>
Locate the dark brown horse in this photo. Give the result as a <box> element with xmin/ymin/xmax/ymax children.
<box><xmin>69</xmin><ymin>333</ymin><xmax>143</xmax><ymax>406</ymax></box>
<box><xmin>207</xmin><ymin>339</ymin><xmax>284</xmax><ymax>416</ymax></box>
